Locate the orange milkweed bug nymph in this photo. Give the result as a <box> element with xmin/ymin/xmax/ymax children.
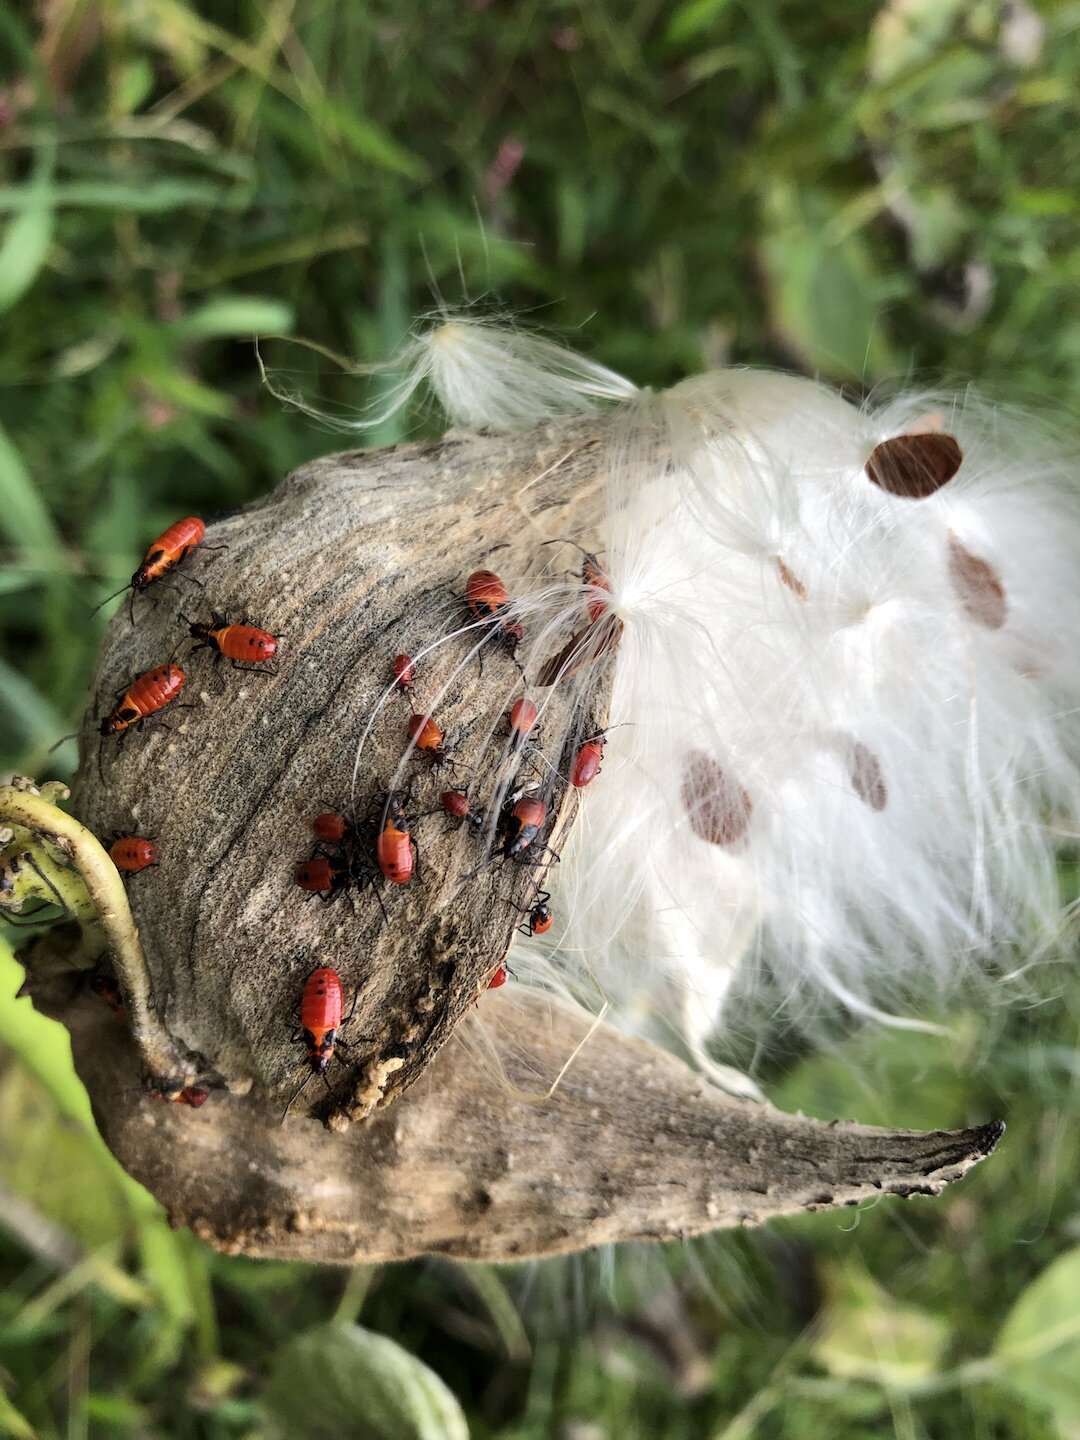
<box><xmin>376</xmin><ymin>792</ymin><xmax>418</xmax><ymax>886</ymax></box>
<box><xmin>406</xmin><ymin>713</ymin><xmax>457</xmax><ymax>770</ymax></box>
<box><xmin>508</xmin><ymin>696</ymin><xmax>540</xmax><ymax>743</ymax></box>
<box><xmin>311</xmin><ymin>810</ymin><xmax>352</xmax><ymax>844</ymax></box>
<box><xmin>515</xmin><ymin>889</ymin><xmax>553</xmax><ymax>937</ymax></box>
<box><xmin>295</xmin><ymin>853</ymin><xmax>350</xmax><ymax>900</ymax></box>
<box><xmin>501</xmin><ymin>794</ymin><xmax>548</xmax><ymax>860</ymax></box>
<box><xmin>440</xmin><ymin>789</ymin><xmax>485</xmax><ymax>831</ymax></box>
<box><xmin>108</xmin><ymin>836</ymin><xmax>158</xmax><ymax>873</ymax></box>
<box><xmin>98</xmin><ymin>663</ymin><xmax>187</xmax><ymax>780</ymax></box>
<box><xmin>392</xmin><ymin>654</ymin><xmax>415</xmax><ymax>694</ymax></box>
<box><xmin>487</xmin><ymin>965</ymin><xmax>509</xmax><ymax>989</ymax></box>
<box><xmin>571</xmin><ymin>729</ymin><xmax>608</xmax><ymax>788</ymax></box>
<box><xmin>91</xmin><ymin>516</ymin><xmax>215</xmax><ymax>624</ymax></box>
<box><xmin>182</xmin><ymin>612</ymin><xmax>281</xmax><ymax>676</ymax></box>
<box><xmin>282</xmin><ymin>965</ymin><xmax>361</xmax><ymax>1121</ymax></box>
<box><xmin>464</xmin><ymin>568</ymin><xmax>524</xmax><ymax>655</ymax></box>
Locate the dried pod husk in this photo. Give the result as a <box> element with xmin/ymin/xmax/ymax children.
<box><xmin>70</xmin><ymin>422</ymin><xmax>615</xmax><ymax>1122</ymax></box>
<box><xmin>21</xmin><ymin>960</ymin><xmax>1001</xmax><ymax>1263</ymax></box>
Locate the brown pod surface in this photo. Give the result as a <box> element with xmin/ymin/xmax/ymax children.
<box><xmin>71</xmin><ymin>421</ymin><xmax>613</xmax><ymax>1123</ymax></box>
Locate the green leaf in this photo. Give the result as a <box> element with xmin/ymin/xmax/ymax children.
<box><xmin>811</xmin><ymin>1264</ymin><xmax>948</xmax><ymax>1390</ymax></box>
<box><xmin>759</xmin><ymin>183</ymin><xmax>896</xmax><ymax>380</ymax></box>
<box><xmin>0</xmin><ymin>420</ymin><xmax>63</xmax><ymax>559</ymax></box>
<box><xmin>992</xmin><ymin>1248</ymin><xmax>1080</xmax><ymax>1424</ymax></box>
<box><xmin>262</xmin><ymin>1323</ymin><xmax>469</xmax><ymax>1440</ymax></box>
<box><xmin>0</xmin><ymin>178</ymin><xmax>251</xmax><ymax>215</ymax></box>
<box><xmin>0</xmin><ymin>1386</ymin><xmax>37</xmax><ymax>1440</ymax></box>
<box><xmin>171</xmin><ymin>296</ymin><xmax>296</xmax><ymax>340</ymax></box>
<box><xmin>0</xmin><ymin>193</ymin><xmax>53</xmax><ymax>315</ymax></box>
<box><xmin>664</xmin><ymin>0</ymin><xmax>735</xmax><ymax>46</ymax></box>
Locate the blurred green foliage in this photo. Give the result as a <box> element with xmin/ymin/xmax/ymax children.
<box><xmin>1</xmin><ymin>0</ymin><xmax>1079</xmax><ymax>1435</ymax></box>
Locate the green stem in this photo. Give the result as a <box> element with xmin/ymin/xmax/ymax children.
<box><xmin>0</xmin><ymin>784</ymin><xmax>196</xmax><ymax>1086</ymax></box>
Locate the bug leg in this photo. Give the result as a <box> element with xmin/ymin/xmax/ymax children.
<box><xmin>372</xmin><ymin>882</ymin><xmax>390</xmax><ymax>930</ymax></box>
<box><xmin>280</xmin><ymin>1070</ymin><xmax>312</xmax><ymax>1124</ymax></box>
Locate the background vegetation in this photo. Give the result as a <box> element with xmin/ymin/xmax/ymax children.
<box><xmin>2</xmin><ymin>0</ymin><xmax>1079</xmax><ymax>1435</ymax></box>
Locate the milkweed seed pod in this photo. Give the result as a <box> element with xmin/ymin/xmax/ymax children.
<box><xmin>18</xmin><ymin>318</ymin><xmax>1079</xmax><ymax>1260</ymax></box>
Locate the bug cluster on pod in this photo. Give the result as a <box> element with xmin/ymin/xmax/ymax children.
<box><xmin>78</xmin><ymin>520</ymin><xmax>617</xmax><ymax>1123</ymax></box>
<box><xmin>288</xmin><ymin>557</ymin><xmax>618</xmax><ymax>1119</ymax></box>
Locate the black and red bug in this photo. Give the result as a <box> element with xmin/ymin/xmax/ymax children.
<box><xmin>407</xmin><ymin>713</ymin><xmax>456</xmax><ymax>770</ymax></box>
<box><xmin>108</xmin><ymin>836</ymin><xmax>158</xmax><ymax>873</ymax></box>
<box><xmin>183</xmin><ymin>612</ymin><xmax>280</xmax><ymax>676</ymax></box>
<box><xmin>282</xmin><ymin>966</ymin><xmax>357</xmax><ymax>1121</ymax></box>
<box><xmin>487</xmin><ymin>965</ymin><xmax>509</xmax><ymax>989</ymax></box>
<box><xmin>392</xmin><ymin>654</ymin><xmax>415</xmax><ymax>695</ymax></box>
<box><xmin>501</xmin><ymin>795</ymin><xmax>548</xmax><ymax>860</ymax></box>
<box><xmin>440</xmin><ymin>790</ymin><xmax>484</xmax><ymax>832</ymax></box>
<box><xmin>88</xmin><ymin>971</ymin><xmax>125</xmax><ymax>1019</ymax></box>
<box><xmin>571</xmin><ymin>730</ymin><xmax>607</xmax><ymax>788</ymax></box>
<box><xmin>294</xmin><ymin>853</ymin><xmax>350</xmax><ymax>900</ymax></box>
<box><xmin>99</xmin><ymin>662</ymin><xmax>187</xmax><ymax>779</ymax></box>
<box><xmin>377</xmin><ymin>792</ymin><xmax>418</xmax><ymax>886</ymax></box>
<box><xmin>464</xmin><ymin>568</ymin><xmax>524</xmax><ymax>655</ymax></box>
<box><xmin>91</xmin><ymin>516</ymin><xmax>213</xmax><ymax>624</ymax></box>
<box><xmin>516</xmin><ymin>889</ymin><xmax>553</xmax><ymax>937</ymax></box>
<box><xmin>508</xmin><ymin>697</ymin><xmax>540</xmax><ymax>744</ymax></box>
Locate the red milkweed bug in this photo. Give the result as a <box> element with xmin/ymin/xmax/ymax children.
<box><xmin>508</xmin><ymin>696</ymin><xmax>540</xmax><ymax>744</ymax></box>
<box><xmin>108</xmin><ymin>836</ymin><xmax>158</xmax><ymax>873</ymax></box>
<box><xmin>406</xmin><ymin>713</ymin><xmax>457</xmax><ymax>771</ymax></box>
<box><xmin>515</xmin><ymin>889</ymin><xmax>553</xmax><ymax>936</ymax></box>
<box><xmin>282</xmin><ymin>965</ymin><xmax>359</xmax><ymax>1121</ymax></box>
<box><xmin>88</xmin><ymin>970</ymin><xmax>125</xmax><ymax>1019</ymax></box>
<box><xmin>501</xmin><ymin>795</ymin><xmax>548</xmax><ymax>860</ymax></box>
<box><xmin>294</xmin><ymin>853</ymin><xmax>350</xmax><ymax>901</ymax></box>
<box><xmin>377</xmin><ymin>791</ymin><xmax>418</xmax><ymax>886</ymax></box>
<box><xmin>439</xmin><ymin>789</ymin><xmax>484</xmax><ymax>831</ymax></box>
<box><xmin>182</xmin><ymin>612</ymin><xmax>281</xmax><ymax>676</ymax></box>
<box><xmin>487</xmin><ymin>965</ymin><xmax>509</xmax><ymax>989</ymax></box>
<box><xmin>91</xmin><ymin>516</ymin><xmax>214</xmax><ymax>625</ymax></box>
<box><xmin>392</xmin><ymin>654</ymin><xmax>415</xmax><ymax>694</ymax></box>
<box><xmin>98</xmin><ymin>663</ymin><xmax>187</xmax><ymax>780</ymax></box>
<box><xmin>571</xmin><ymin>730</ymin><xmax>607</xmax><ymax>788</ymax></box>
<box><xmin>463</xmin><ymin>568</ymin><xmax>524</xmax><ymax>656</ymax></box>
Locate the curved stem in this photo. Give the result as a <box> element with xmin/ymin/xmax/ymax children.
<box><xmin>0</xmin><ymin>785</ymin><xmax>195</xmax><ymax>1085</ymax></box>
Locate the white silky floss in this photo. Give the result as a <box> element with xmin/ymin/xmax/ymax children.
<box><xmin>322</xmin><ymin>320</ymin><xmax>1080</xmax><ymax>1085</ymax></box>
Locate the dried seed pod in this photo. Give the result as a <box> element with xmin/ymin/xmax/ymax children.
<box><xmin>69</xmin><ymin>422</ymin><xmax>612</xmax><ymax>1125</ymax></box>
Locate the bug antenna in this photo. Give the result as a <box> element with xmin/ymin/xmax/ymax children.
<box><xmin>88</xmin><ymin>584</ymin><xmax>131</xmax><ymax>618</ymax></box>
<box><xmin>48</xmin><ymin>731</ymin><xmax>78</xmax><ymax>754</ymax></box>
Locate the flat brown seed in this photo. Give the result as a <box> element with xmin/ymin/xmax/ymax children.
<box><xmin>681</xmin><ymin>751</ymin><xmax>753</xmax><ymax>847</ymax></box>
<box><xmin>848</xmin><ymin>742</ymin><xmax>887</xmax><ymax>811</ymax></box>
<box><xmin>865</xmin><ymin>433</ymin><xmax>963</xmax><ymax>499</ymax></box>
<box><xmin>775</xmin><ymin>556</ymin><xmax>808</xmax><ymax>601</ymax></box>
<box><xmin>537</xmin><ymin>614</ymin><xmax>623</xmax><ymax>688</ymax></box>
<box><xmin>947</xmin><ymin>533</ymin><xmax>1007</xmax><ymax>630</ymax></box>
